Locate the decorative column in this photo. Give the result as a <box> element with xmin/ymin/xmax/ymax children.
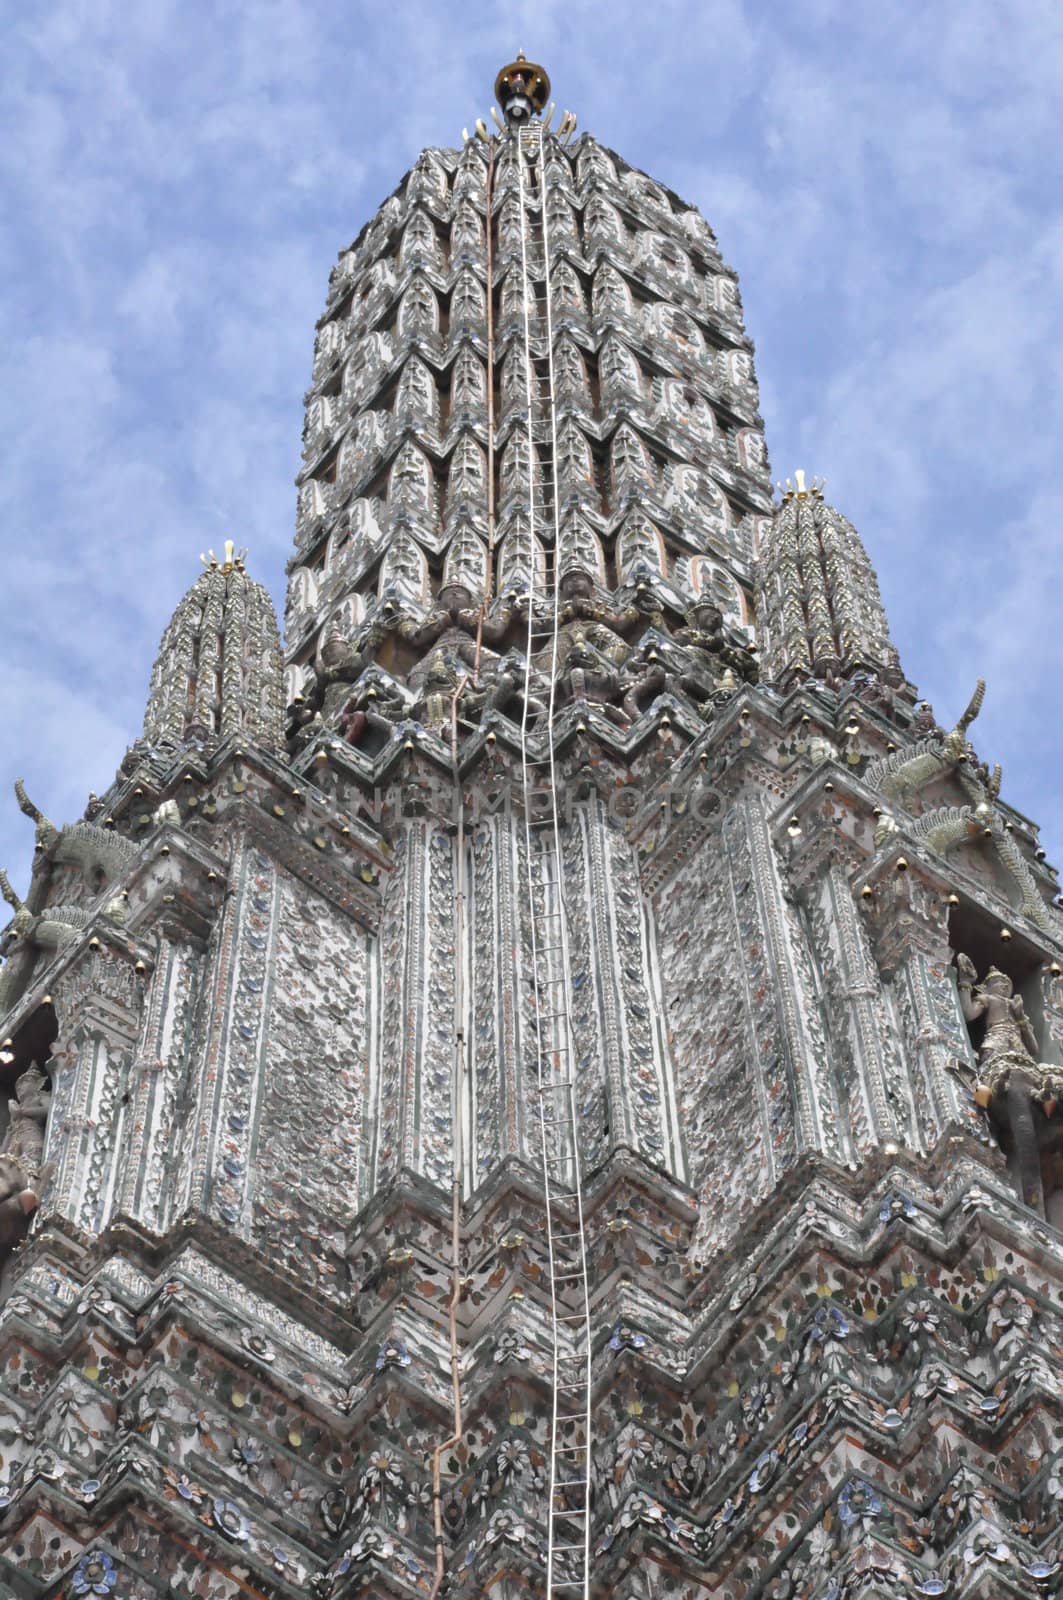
<box><xmin>44</xmin><ymin>944</ymin><xmax>144</xmax><ymax>1237</ymax></box>
<box><xmin>370</xmin><ymin>819</ymin><xmax>455</xmax><ymax>1192</ymax></box>
<box><xmin>651</xmin><ymin>788</ymin><xmax>837</xmax><ymax>1256</ymax></box>
<box><xmin>781</xmin><ymin>818</ymin><xmax>906</xmax><ymax>1154</ymax></box>
<box><xmin>467</xmin><ymin>812</ymin><xmax>527</xmax><ymax>1188</ymax></box>
<box><xmin>858</xmin><ymin>854</ymin><xmax>980</xmax><ymax>1150</ymax></box>
<box><xmin>737</xmin><ymin>792</ymin><xmax>841</xmax><ymax>1170</ymax></box>
<box><xmin>1039</xmin><ymin>961</ymin><xmax>1063</xmax><ymax>1065</ymax></box>
<box><xmin>176</xmin><ymin>834</ymin><xmax>281</xmax><ymax>1234</ymax></box>
<box><xmin>110</xmin><ymin>933</ymin><xmax>203</xmax><ymax>1234</ymax></box>
<box><xmin>579</xmin><ymin>800</ymin><xmax>683</xmax><ymax>1178</ymax></box>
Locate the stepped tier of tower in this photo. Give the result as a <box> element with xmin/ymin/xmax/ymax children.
<box><xmin>0</xmin><ymin>88</ymin><xmax>1061</xmax><ymax>1600</ymax></box>
<box><xmin>283</xmin><ymin>133</ymin><xmax>773</xmax><ymax>755</ymax></box>
<box><xmin>0</xmin><ymin>1140</ymin><xmax>1061</xmax><ymax>1599</ymax></box>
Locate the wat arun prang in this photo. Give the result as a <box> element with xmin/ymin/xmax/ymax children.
<box><xmin>0</xmin><ymin>51</ymin><xmax>1060</xmax><ymax>1600</ymax></box>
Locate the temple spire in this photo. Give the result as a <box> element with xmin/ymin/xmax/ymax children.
<box><xmin>141</xmin><ymin>548</ymin><xmax>284</xmax><ymax>753</ymax></box>
<box><xmin>757</xmin><ymin>473</ymin><xmax>904</xmax><ymax>685</ymax></box>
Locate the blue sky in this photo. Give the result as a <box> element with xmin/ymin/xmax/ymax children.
<box><xmin>2</xmin><ymin>1</ymin><xmax>1061</xmax><ymax>893</ymax></box>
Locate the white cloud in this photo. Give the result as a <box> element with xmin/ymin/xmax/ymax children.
<box><xmin>0</xmin><ymin>0</ymin><xmax>1060</xmax><ymax>888</ymax></box>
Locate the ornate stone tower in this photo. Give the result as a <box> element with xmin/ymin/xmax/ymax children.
<box><xmin>1</xmin><ymin>52</ymin><xmax>1062</xmax><ymax>1600</ymax></box>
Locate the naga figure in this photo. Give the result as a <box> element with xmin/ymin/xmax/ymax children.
<box><xmin>956</xmin><ymin>954</ymin><xmax>1063</xmax><ymax>1215</ymax></box>
<box><xmin>0</xmin><ymin>871</ymin><xmax>33</xmax><ymax>955</ymax></box>
<box><xmin>0</xmin><ymin>871</ymin><xmax>92</xmax><ymax>1011</ymax></box>
<box><xmin>14</xmin><ymin>780</ymin><xmax>59</xmax><ymax>855</ymax></box>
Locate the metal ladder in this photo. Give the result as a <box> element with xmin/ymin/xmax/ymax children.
<box><xmin>514</xmin><ymin>121</ymin><xmax>594</xmax><ymax>1600</ymax></box>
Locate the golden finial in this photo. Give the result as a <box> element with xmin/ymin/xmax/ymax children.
<box><xmin>777</xmin><ymin>469</ymin><xmax>826</xmax><ymax>503</ymax></box>
<box><xmin>494</xmin><ymin>52</ymin><xmax>551</xmax><ymax>124</ymax></box>
<box><xmin>199</xmin><ymin>540</ymin><xmax>248</xmax><ymax>575</ymax></box>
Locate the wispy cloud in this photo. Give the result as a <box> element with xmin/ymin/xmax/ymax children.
<box><xmin>0</xmin><ymin>0</ymin><xmax>1060</xmax><ymax>892</ymax></box>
